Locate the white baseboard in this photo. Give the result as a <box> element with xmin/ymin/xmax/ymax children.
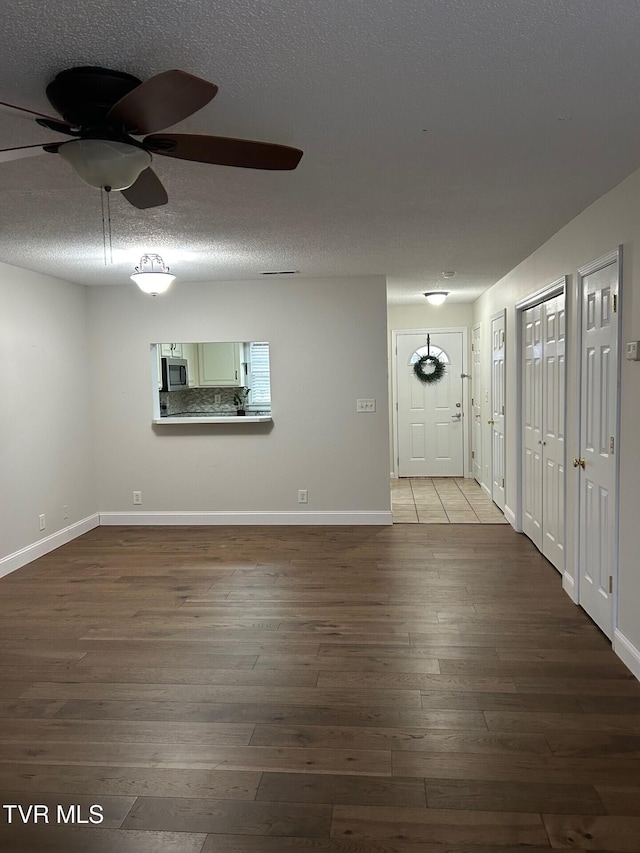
<box><xmin>562</xmin><ymin>571</ymin><xmax>578</xmax><ymax>603</ymax></box>
<box><xmin>504</xmin><ymin>504</ymin><xmax>519</xmax><ymax>530</ymax></box>
<box><xmin>0</xmin><ymin>513</ymin><xmax>100</xmax><ymax>579</ymax></box>
<box><xmin>99</xmin><ymin>511</ymin><xmax>393</xmax><ymax>526</ymax></box>
<box><xmin>613</xmin><ymin>628</ymin><xmax>640</xmax><ymax>682</ymax></box>
<box><xmin>481</xmin><ymin>482</ymin><xmax>492</xmax><ymax>498</ymax></box>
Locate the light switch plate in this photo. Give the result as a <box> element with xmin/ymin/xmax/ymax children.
<box><xmin>626</xmin><ymin>341</ymin><xmax>640</xmax><ymax>361</ymax></box>
<box><xmin>357</xmin><ymin>398</ymin><xmax>376</xmax><ymax>412</ymax></box>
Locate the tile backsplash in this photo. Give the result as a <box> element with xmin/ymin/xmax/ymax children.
<box><xmin>159</xmin><ymin>388</ymin><xmax>257</xmax><ymax>416</ymax></box>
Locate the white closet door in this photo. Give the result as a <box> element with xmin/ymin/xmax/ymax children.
<box><xmin>541</xmin><ymin>295</ymin><xmax>565</xmax><ymax>569</ymax></box>
<box><xmin>522</xmin><ymin>304</ymin><xmax>543</xmax><ymax>549</ymax></box>
<box><xmin>521</xmin><ymin>292</ymin><xmax>566</xmax><ymax>573</ymax></box>
<box><xmin>471</xmin><ymin>324</ymin><xmax>482</xmax><ymax>483</ymax></box>
<box><xmin>578</xmin><ymin>256</ymin><xmax>619</xmax><ymax>638</ymax></box>
<box><xmin>491</xmin><ymin>313</ymin><xmax>506</xmax><ymax>510</ymax></box>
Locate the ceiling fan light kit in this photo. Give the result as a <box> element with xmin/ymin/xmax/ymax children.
<box><xmin>131</xmin><ymin>254</ymin><xmax>175</xmax><ymax>296</ymax></box>
<box><xmin>57</xmin><ymin>139</ymin><xmax>151</xmax><ymax>190</ymax></box>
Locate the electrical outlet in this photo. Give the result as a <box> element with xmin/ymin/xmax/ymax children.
<box><xmin>133</xmin><ymin>491</ymin><xmax>142</xmax><ymax>505</ymax></box>
<box><xmin>63</xmin><ymin>505</ymin><xmax>69</xmax><ymax>520</ymax></box>
<box><xmin>356</xmin><ymin>398</ymin><xmax>376</xmax><ymax>412</ymax></box>
<box><xmin>214</xmin><ymin>393</ymin><xmax>222</xmax><ymax>404</ymax></box>
<box><xmin>39</xmin><ymin>514</ymin><xmax>46</xmax><ymax>531</ymax></box>
<box><xmin>298</xmin><ymin>489</ymin><xmax>308</xmax><ymax>504</ymax></box>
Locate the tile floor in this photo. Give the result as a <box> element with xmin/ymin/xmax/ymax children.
<box><xmin>391</xmin><ymin>476</ymin><xmax>509</xmax><ymax>524</ymax></box>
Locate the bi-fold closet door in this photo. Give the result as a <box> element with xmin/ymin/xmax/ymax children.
<box><xmin>522</xmin><ymin>293</ymin><xmax>566</xmax><ymax>572</ymax></box>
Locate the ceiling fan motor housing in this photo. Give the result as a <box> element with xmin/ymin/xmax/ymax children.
<box><xmin>46</xmin><ymin>66</ymin><xmax>142</xmax><ymax>129</ymax></box>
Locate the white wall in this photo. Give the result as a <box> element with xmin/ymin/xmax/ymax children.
<box><xmin>1</xmin><ymin>263</ymin><xmax>95</xmax><ymax>568</ymax></box>
<box><xmin>473</xmin><ymin>166</ymin><xmax>640</xmax><ymax>660</ymax></box>
<box><xmin>88</xmin><ymin>276</ymin><xmax>391</xmax><ymax>518</ymax></box>
<box><xmin>387</xmin><ymin>302</ymin><xmax>474</xmax><ymax>332</ymax></box>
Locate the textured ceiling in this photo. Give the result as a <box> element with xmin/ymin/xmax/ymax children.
<box><xmin>1</xmin><ymin>1</ymin><xmax>640</xmax><ymax>304</ymax></box>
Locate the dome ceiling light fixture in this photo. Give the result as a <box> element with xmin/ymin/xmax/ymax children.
<box><xmin>57</xmin><ymin>139</ymin><xmax>152</xmax><ymax>190</ymax></box>
<box><xmin>423</xmin><ymin>291</ymin><xmax>449</xmax><ymax>306</ymax></box>
<box><xmin>131</xmin><ymin>253</ymin><xmax>175</xmax><ymax>296</ymax></box>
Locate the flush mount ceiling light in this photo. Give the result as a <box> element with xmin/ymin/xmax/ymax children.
<box><xmin>131</xmin><ymin>254</ymin><xmax>175</xmax><ymax>296</ymax></box>
<box><xmin>423</xmin><ymin>291</ymin><xmax>449</xmax><ymax>306</ymax></box>
<box><xmin>57</xmin><ymin>139</ymin><xmax>151</xmax><ymax>190</ymax></box>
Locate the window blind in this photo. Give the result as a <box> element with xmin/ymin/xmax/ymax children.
<box><xmin>249</xmin><ymin>342</ymin><xmax>271</xmax><ymax>406</ymax></box>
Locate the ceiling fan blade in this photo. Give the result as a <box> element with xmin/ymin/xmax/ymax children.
<box><xmin>107</xmin><ymin>70</ymin><xmax>218</xmax><ymax>135</ymax></box>
<box><xmin>120</xmin><ymin>167</ymin><xmax>168</xmax><ymax>208</ymax></box>
<box><xmin>0</xmin><ymin>99</ymin><xmax>73</xmax><ymax>128</ymax></box>
<box><xmin>0</xmin><ymin>143</ymin><xmax>48</xmax><ymax>163</ymax></box>
<box><xmin>145</xmin><ymin>133</ymin><xmax>303</xmax><ymax>170</ymax></box>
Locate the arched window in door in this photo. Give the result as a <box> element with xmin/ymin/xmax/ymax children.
<box><xmin>408</xmin><ymin>344</ymin><xmax>450</xmax><ymax>368</ymax></box>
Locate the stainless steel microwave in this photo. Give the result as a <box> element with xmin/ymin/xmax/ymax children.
<box><xmin>161</xmin><ymin>357</ymin><xmax>188</xmax><ymax>392</ymax></box>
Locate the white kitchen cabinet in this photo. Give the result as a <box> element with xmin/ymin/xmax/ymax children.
<box><xmin>160</xmin><ymin>343</ymin><xmax>182</xmax><ymax>357</ymax></box>
<box><xmin>196</xmin><ymin>342</ymin><xmax>243</xmax><ymax>386</ymax></box>
<box><xmin>157</xmin><ymin>343</ymin><xmax>192</xmax><ymax>388</ymax></box>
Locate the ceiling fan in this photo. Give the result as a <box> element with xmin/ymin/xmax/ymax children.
<box><xmin>0</xmin><ymin>66</ymin><xmax>303</xmax><ymax>208</ymax></box>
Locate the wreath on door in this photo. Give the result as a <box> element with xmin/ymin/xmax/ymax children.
<box><xmin>413</xmin><ymin>336</ymin><xmax>446</xmax><ymax>384</ymax></box>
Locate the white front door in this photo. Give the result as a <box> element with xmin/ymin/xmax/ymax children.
<box><xmin>396</xmin><ymin>330</ymin><xmax>464</xmax><ymax>477</ymax></box>
<box><xmin>577</xmin><ymin>252</ymin><xmax>620</xmax><ymax>639</ymax></box>
<box><xmin>471</xmin><ymin>324</ymin><xmax>482</xmax><ymax>483</ymax></box>
<box><xmin>490</xmin><ymin>312</ymin><xmax>506</xmax><ymax>509</ymax></box>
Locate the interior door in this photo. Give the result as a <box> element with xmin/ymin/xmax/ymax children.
<box><xmin>578</xmin><ymin>253</ymin><xmax>620</xmax><ymax>639</ymax></box>
<box><xmin>541</xmin><ymin>294</ymin><xmax>566</xmax><ymax>570</ymax></box>
<box><xmin>522</xmin><ymin>303</ymin><xmax>543</xmax><ymax>549</ymax></box>
<box><xmin>490</xmin><ymin>312</ymin><xmax>506</xmax><ymax>509</ymax></box>
<box><xmin>396</xmin><ymin>330</ymin><xmax>464</xmax><ymax>477</ymax></box>
<box><xmin>521</xmin><ymin>293</ymin><xmax>566</xmax><ymax>571</ymax></box>
<box><xmin>471</xmin><ymin>324</ymin><xmax>482</xmax><ymax>483</ymax></box>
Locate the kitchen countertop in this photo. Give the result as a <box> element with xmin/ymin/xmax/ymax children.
<box><xmin>153</xmin><ymin>411</ymin><xmax>272</xmax><ymax>424</ymax></box>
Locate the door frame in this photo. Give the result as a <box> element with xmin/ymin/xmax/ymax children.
<box><xmin>514</xmin><ymin>277</ymin><xmax>567</xmax><ymax>536</ymax></box>
<box><xmin>574</xmin><ymin>247</ymin><xmax>622</xmax><ymax>636</ymax></box>
<box><xmin>391</xmin><ymin>327</ymin><xmax>470</xmax><ymax>479</ymax></box>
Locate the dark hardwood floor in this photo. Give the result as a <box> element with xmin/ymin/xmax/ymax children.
<box><xmin>1</xmin><ymin>523</ymin><xmax>639</xmax><ymax>851</ymax></box>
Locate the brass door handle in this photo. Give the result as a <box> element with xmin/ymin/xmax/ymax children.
<box><xmin>487</xmin><ymin>419</ymin><xmax>495</xmax><ymax>425</ymax></box>
<box><xmin>573</xmin><ymin>458</ymin><xmax>585</xmax><ymax>469</ymax></box>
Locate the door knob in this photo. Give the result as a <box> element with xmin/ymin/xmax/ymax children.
<box><xmin>487</xmin><ymin>419</ymin><xmax>495</xmax><ymax>425</ymax></box>
<box><xmin>451</xmin><ymin>413</ymin><xmax>462</xmax><ymax>420</ymax></box>
<box><xmin>475</xmin><ymin>413</ymin><xmax>481</xmax><ymax>418</ymax></box>
<box><xmin>572</xmin><ymin>458</ymin><xmax>585</xmax><ymax>469</ymax></box>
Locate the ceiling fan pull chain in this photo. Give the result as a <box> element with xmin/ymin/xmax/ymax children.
<box><xmin>105</xmin><ymin>187</ymin><xmax>113</xmax><ymax>265</ymax></box>
<box><xmin>100</xmin><ymin>187</ymin><xmax>114</xmax><ymax>264</ymax></box>
<box><xmin>100</xmin><ymin>188</ymin><xmax>107</xmax><ymax>266</ymax></box>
